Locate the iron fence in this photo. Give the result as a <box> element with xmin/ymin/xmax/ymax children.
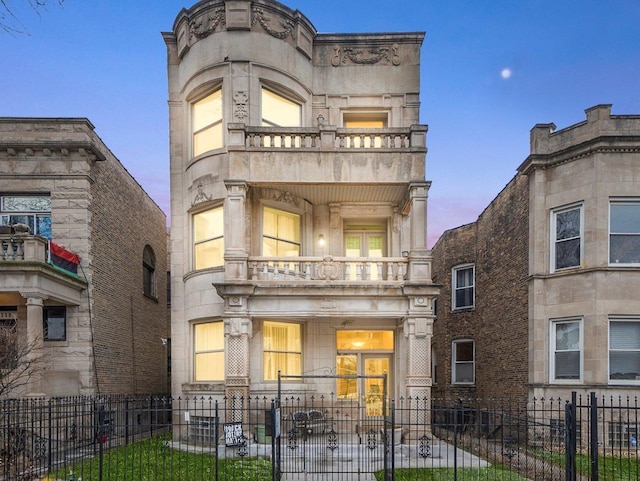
<box><xmin>0</xmin><ymin>392</ymin><xmax>636</xmax><ymax>480</ymax></box>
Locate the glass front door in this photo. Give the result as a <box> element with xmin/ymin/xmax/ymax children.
<box><xmin>336</xmin><ymin>330</ymin><xmax>393</xmax><ymax>417</ymax></box>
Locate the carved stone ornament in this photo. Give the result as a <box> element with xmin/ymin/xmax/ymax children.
<box><xmin>316</xmin><ymin>256</ymin><xmax>341</xmax><ymax>280</ymax></box>
<box><xmin>189</xmin><ymin>7</ymin><xmax>226</xmax><ymax>40</ymax></box>
<box><xmin>192</xmin><ymin>183</ymin><xmax>213</xmax><ymax>207</ymax></box>
<box><xmin>273</xmin><ymin>190</ymin><xmax>300</xmax><ymax>208</ymax></box>
<box><xmin>332</xmin><ymin>43</ymin><xmax>401</xmax><ymax>67</ymax></box>
<box><xmin>252</xmin><ymin>7</ymin><xmax>294</xmax><ymax>39</ymax></box>
<box><xmin>233</xmin><ymin>90</ymin><xmax>249</xmax><ymax>122</ymax></box>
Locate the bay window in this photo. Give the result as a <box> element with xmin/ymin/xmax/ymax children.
<box><xmin>610</xmin><ymin>200</ymin><xmax>640</xmax><ymax>265</ymax></box>
<box><xmin>193</xmin><ymin>89</ymin><xmax>223</xmax><ymax>156</ymax></box>
<box><xmin>194</xmin><ymin>206</ymin><xmax>224</xmax><ymax>269</ymax></box>
<box><xmin>550</xmin><ymin>319</ymin><xmax>582</xmax><ymax>382</ymax></box>
<box><xmin>609</xmin><ymin>318</ymin><xmax>640</xmax><ymax>383</ymax></box>
<box><xmin>551</xmin><ymin>204</ymin><xmax>582</xmax><ymax>271</ymax></box>
<box><xmin>194</xmin><ymin>321</ymin><xmax>225</xmax><ymax>382</ymax></box>
<box><xmin>263</xmin><ymin>321</ymin><xmax>301</xmax><ymax>380</ymax></box>
<box><xmin>261</xmin><ymin>88</ymin><xmax>301</xmax><ymax>127</ymax></box>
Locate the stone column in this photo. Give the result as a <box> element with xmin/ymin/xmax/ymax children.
<box><xmin>224</xmin><ymin>313</ymin><xmax>252</xmax><ymax>422</ymax></box>
<box><xmin>224</xmin><ymin>180</ymin><xmax>248</xmax><ymax>280</ymax></box>
<box><xmin>20</xmin><ymin>292</ymin><xmax>47</xmax><ymax>395</ymax></box>
<box><xmin>407</xmin><ymin>182</ymin><xmax>431</xmax><ymax>282</ymax></box>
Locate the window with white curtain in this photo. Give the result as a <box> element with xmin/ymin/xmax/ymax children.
<box><xmin>193</xmin><ymin>89</ymin><xmax>223</xmax><ymax>156</ymax></box>
<box><xmin>263</xmin><ymin>321</ymin><xmax>301</xmax><ymax>380</ymax></box>
<box><xmin>452</xmin><ymin>264</ymin><xmax>474</xmax><ymax>310</ymax></box>
<box><xmin>194</xmin><ymin>321</ymin><xmax>225</xmax><ymax>382</ymax></box>
<box><xmin>194</xmin><ymin>206</ymin><xmax>224</xmax><ymax>269</ymax></box>
<box><xmin>550</xmin><ymin>319</ymin><xmax>582</xmax><ymax>382</ymax></box>
<box><xmin>262</xmin><ymin>207</ymin><xmax>300</xmax><ymax>257</ymax></box>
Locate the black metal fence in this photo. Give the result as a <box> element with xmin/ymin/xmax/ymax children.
<box><xmin>0</xmin><ymin>393</ymin><xmax>637</xmax><ymax>480</ymax></box>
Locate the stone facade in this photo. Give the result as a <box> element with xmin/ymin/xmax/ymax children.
<box><xmin>432</xmin><ymin>104</ymin><xmax>640</xmax><ymax>400</ymax></box>
<box><xmin>0</xmin><ymin>118</ymin><xmax>169</xmax><ymax>396</ymax></box>
<box><xmin>164</xmin><ymin>0</ymin><xmax>438</xmax><ymax>404</ymax></box>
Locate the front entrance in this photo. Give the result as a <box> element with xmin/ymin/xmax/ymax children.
<box><xmin>276</xmin><ymin>373</ymin><xmax>393</xmax><ymax>481</ymax></box>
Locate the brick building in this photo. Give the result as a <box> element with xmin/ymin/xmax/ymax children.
<box><xmin>0</xmin><ymin>118</ymin><xmax>169</xmax><ymax>396</ymax></box>
<box><xmin>431</xmin><ymin>105</ymin><xmax>640</xmax><ymax>401</ymax></box>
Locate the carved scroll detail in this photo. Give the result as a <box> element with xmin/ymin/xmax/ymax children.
<box><xmin>332</xmin><ymin>43</ymin><xmax>401</xmax><ymax>66</ymax></box>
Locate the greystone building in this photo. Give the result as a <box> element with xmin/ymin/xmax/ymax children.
<box><xmin>164</xmin><ymin>0</ymin><xmax>439</xmax><ymax>410</ymax></box>
<box><xmin>0</xmin><ymin>118</ymin><xmax>169</xmax><ymax>397</ymax></box>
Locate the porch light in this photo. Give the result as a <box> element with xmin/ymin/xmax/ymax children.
<box><xmin>352</xmin><ymin>340</ymin><xmax>365</xmax><ymax>348</ymax></box>
<box><xmin>318</xmin><ymin>234</ymin><xmax>325</xmax><ymax>246</ymax></box>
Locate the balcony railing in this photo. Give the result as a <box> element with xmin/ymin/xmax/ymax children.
<box><xmin>229</xmin><ymin>124</ymin><xmax>427</xmax><ymax>151</ymax></box>
<box><xmin>248</xmin><ymin>256</ymin><xmax>408</xmax><ymax>282</ymax></box>
<box><xmin>0</xmin><ymin>234</ymin><xmax>47</xmax><ymax>262</ymax></box>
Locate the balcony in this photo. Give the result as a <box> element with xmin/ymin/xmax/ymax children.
<box><xmin>248</xmin><ymin>256</ymin><xmax>409</xmax><ymax>283</ymax></box>
<box><xmin>0</xmin><ymin>234</ymin><xmax>85</xmax><ymax>303</ymax></box>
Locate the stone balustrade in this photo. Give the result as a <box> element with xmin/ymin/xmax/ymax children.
<box><xmin>248</xmin><ymin>255</ymin><xmax>408</xmax><ymax>282</ymax></box>
<box><xmin>229</xmin><ymin>124</ymin><xmax>427</xmax><ymax>151</ymax></box>
<box><xmin>0</xmin><ymin>235</ymin><xmax>48</xmax><ymax>262</ymax></box>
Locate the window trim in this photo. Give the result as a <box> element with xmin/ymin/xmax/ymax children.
<box><xmin>550</xmin><ymin>203</ymin><xmax>583</xmax><ymax>273</ymax></box>
<box><xmin>43</xmin><ymin>306</ymin><xmax>66</xmax><ymax>342</ymax></box>
<box><xmin>608</xmin><ymin>317</ymin><xmax>640</xmax><ymax>385</ymax></box>
<box><xmin>263</xmin><ymin>320</ymin><xmax>302</xmax><ymax>381</ymax></box>
<box><xmin>452</xmin><ymin>264</ymin><xmax>475</xmax><ymax>310</ymax></box>
<box><xmin>142</xmin><ymin>245</ymin><xmax>157</xmax><ymax>299</ymax></box>
<box><xmin>193</xmin><ymin>204</ymin><xmax>224</xmax><ymax>270</ymax></box>
<box><xmin>192</xmin><ymin>88</ymin><xmax>223</xmax><ymax>157</ymax></box>
<box><xmin>193</xmin><ymin>321</ymin><xmax>225</xmax><ymax>383</ymax></box>
<box><xmin>451</xmin><ymin>339</ymin><xmax>475</xmax><ymax>385</ymax></box>
<box><xmin>260</xmin><ymin>86</ymin><xmax>302</xmax><ymax>128</ymax></box>
<box><xmin>609</xmin><ymin>198</ymin><xmax>640</xmax><ymax>266</ymax></box>
<box><xmin>549</xmin><ymin>318</ymin><xmax>583</xmax><ymax>384</ymax></box>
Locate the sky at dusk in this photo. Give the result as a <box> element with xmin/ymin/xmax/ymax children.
<box><xmin>2</xmin><ymin>0</ymin><xmax>640</xmax><ymax>247</ymax></box>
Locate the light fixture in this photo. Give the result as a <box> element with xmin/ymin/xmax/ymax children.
<box><xmin>317</xmin><ymin>113</ymin><xmax>325</xmax><ymax>126</ymax></box>
<box><xmin>318</xmin><ymin>234</ymin><xmax>325</xmax><ymax>246</ymax></box>
<box><xmin>352</xmin><ymin>341</ymin><xmax>365</xmax><ymax>348</ymax></box>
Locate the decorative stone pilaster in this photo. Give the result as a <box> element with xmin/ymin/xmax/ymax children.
<box><xmin>224</xmin><ymin>180</ymin><xmax>248</xmax><ymax>280</ymax></box>
<box><xmin>224</xmin><ymin>315</ymin><xmax>252</xmax><ymax>422</ymax></box>
<box><xmin>407</xmin><ymin>181</ymin><xmax>431</xmax><ymax>282</ymax></box>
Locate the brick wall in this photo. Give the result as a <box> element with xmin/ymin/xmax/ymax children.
<box><xmin>431</xmin><ymin>174</ymin><xmax>529</xmax><ymax>399</ymax></box>
<box><xmin>90</xmin><ymin>148</ymin><xmax>168</xmax><ymax>395</ymax></box>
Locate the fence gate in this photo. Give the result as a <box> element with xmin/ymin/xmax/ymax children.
<box><xmin>275</xmin><ymin>373</ymin><xmax>392</xmax><ymax>481</ymax></box>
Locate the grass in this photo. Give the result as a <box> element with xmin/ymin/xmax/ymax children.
<box><xmin>49</xmin><ymin>435</ymin><xmax>272</xmax><ymax>481</ymax></box>
<box><xmin>535</xmin><ymin>450</ymin><xmax>640</xmax><ymax>481</ymax></box>
<box><xmin>375</xmin><ymin>467</ymin><xmax>531</xmax><ymax>480</ymax></box>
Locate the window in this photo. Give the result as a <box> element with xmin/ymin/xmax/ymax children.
<box><xmin>261</xmin><ymin>88</ymin><xmax>301</xmax><ymax>127</ymax></box>
<box><xmin>0</xmin><ymin>195</ymin><xmax>51</xmax><ymax>239</ymax></box>
<box><xmin>43</xmin><ymin>306</ymin><xmax>66</xmax><ymax>341</ymax></box>
<box><xmin>194</xmin><ymin>206</ymin><xmax>224</xmax><ymax>269</ymax></box>
<box><xmin>609</xmin><ymin>422</ymin><xmax>638</xmax><ymax>448</ymax></box>
<box><xmin>552</xmin><ymin>204</ymin><xmax>582</xmax><ymax>271</ymax></box>
<box><xmin>452</xmin><ymin>340</ymin><xmax>474</xmax><ymax>384</ymax></box>
<box><xmin>550</xmin><ymin>319</ymin><xmax>582</xmax><ymax>382</ymax></box>
<box><xmin>263</xmin><ymin>321</ymin><xmax>301</xmax><ymax>380</ymax></box>
<box><xmin>609</xmin><ymin>319</ymin><xmax>640</xmax><ymax>383</ymax></box>
<box><xmin>344</xmin><ymin>224</ymin><xmax>386</xmax><ymax>280</ymax></box>
<box><xmin>142</xmin><ymin>245</ymin><xmax>156</xmax><ymax>298</ymax></box>
<box><xmin>343</xmin><ymin>112</ymin><xmax>387</xmax><ymax>148</ymax></box>
<box><xmin>193</xmin><ymin>89</ymin><xmax>223</xmax><ymax>156</ymax></box>
<box><xmin>610</xmin><ymin>200</ymin><xmax>640</xmax><ymax>265</ymax></box>
<box><xmin>262</xmin><ymin>207</ymin><xmax>300</xmax><ymax>257</ymax></box>
<box><xmin>194</xmin><ymin>322</ymin><xmax>225</xmax><ymax>382</ymax></box>
<box><xmin>452</xmin><ymin>264</ymin><xmax>474</xmax><ymax>310</ymax></box>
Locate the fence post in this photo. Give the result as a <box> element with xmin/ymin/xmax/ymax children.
<box><xmin>589</xmin><ymin>392</ymin><xmax>599</xmax><ymax>481</ymax></box>
<box><xmin>565</xmin><ymin>392</ymin><xmax>577</xmax><ymax>481</ymax></box>
<box><xmin>215</xmin><ymin>400</ymin><xmax>220</xmax><ymax>481</ymax></box>
<box><xmin>47</xmin><ymin>398</ymin><xmax>53</xmax><ymax>474</ymax></box>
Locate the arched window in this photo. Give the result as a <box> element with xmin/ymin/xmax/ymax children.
<box><xmin>143</xmin><ymin>245</ymin><xmax>156</xmax><ymax>298</ymax></box>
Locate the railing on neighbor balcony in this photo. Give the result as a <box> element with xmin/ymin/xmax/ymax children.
<box><xmin>248</xmin><ymin>256</ymin><xmax>408</xmax><ymax>282</ymax></box>
<box><xmin>0</xmin><ymin>234</ymin><xmax>48</xmax><ymax>262</ymax></box>
<box><xmin>228</xmin><ymin>124</ymin><xmax>427</xmax><ymax>151</ymax></box>
<box><xmin>0</xmin><ymin>393</ymin><xmax>637</xmax><ymax>481</ymax></box>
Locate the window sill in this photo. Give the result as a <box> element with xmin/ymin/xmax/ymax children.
<box><xmin>143</xmin><ymin>293</ymin><xmax>158</xmax><ymax>302</ymax></box>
